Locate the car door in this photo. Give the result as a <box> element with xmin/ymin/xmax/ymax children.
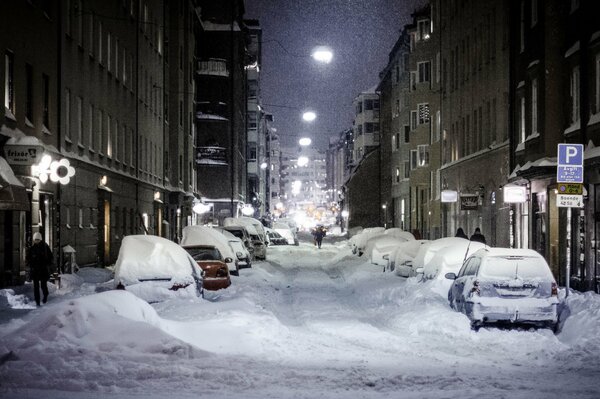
<box><xmin>451</xmin><ymin>258</ymin><xmax>472</xmax><ymax>310</ymax></box>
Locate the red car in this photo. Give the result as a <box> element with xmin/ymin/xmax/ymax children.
<box><xmin>183</xmin><ymin>245</ymin><xmax>232</xmax><ymax>291</ymax></box>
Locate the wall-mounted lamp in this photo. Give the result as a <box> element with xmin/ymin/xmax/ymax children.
<box><xmin>100</xmin><ymin>175</ymin><xmax>108</xmax><ymax>186</ymax></box>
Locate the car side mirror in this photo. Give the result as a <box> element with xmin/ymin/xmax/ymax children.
<box><xmin>445</xmin><ymin>272</ymin><xmax>457</xmax><ymax>280</ymax></box>
<box><xmin>224</xmin><ymin>257</ymin><xmax>233</xmax><ymax>263</ymax></box>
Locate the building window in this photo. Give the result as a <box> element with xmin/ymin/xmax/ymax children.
<box><xmin>410</xmin><ymin>71</ymin><xmax>417</xmax><ymax>90</ymax></box>
<box><xmin>520</xmin><ymin>0</ymin><xmax>525</xmax><ymax>53</ymax></box>
<box><xmin>395</xmin><ymin>99</ymin><xmax>400</xmax><ymax>116</ymax></box>
<box><xmin>65</xmin><ymin>88</ymin><xmax>71</xmax><ymax>142</ymax></box>
<box><xmin>595</xmin><ymin>54</ymin><xmax>600</xmax><ymax>114</ymax></box>
<box><xmin>404</xmin><ymin>125</ymin><xmax>410</xmax><ymax>143</ymax></box>
<box><xmin>410</xmin><ymin>110</ymin><xmax>418</xmax><ymax>130</ymax></box>
<box><xmin>248</xmin><ymin>112</ymin><xmax>257</xmax><ymax>129</ymax></box>
<box><xmin>404</xmin><ymin>160</ymin><xmax>410</xmax><ymax>178</ymax></box>
<box><xmin>42</xmin><ymin>74</ymin><xmax>50</xmax><ymax>128</ymax></box>
<box><xmin>105</xmin><ymin>114</ymin><xmax>111</xmax><ymax>156</ymax></box>
<box><xmin>410</xmin><ymin>150</ymin><xmax>417</xmax><ymax>170</ymax></box>
<box><xmin>76</xmin><ymin>0</ymin><xmax>83</xmax><ymax>46</ymax></box>
<box><xmin>418</xmin><ymin>19</ymin><xmax>431</xmax><ymax>41</ymax></box>
<box><xmin>417</xmin><ymin>145</ymin><xmax>429</xmax><ymax>167</ymax></box>
<box><xmin>88</xmin><ymin>13</ymin><xmax>94</xmax><ymax>56</ymax></box>
<box><xmin>76</xmin><ymin>96</ymin><xmax>83</xmax><ymax>144</ymax></box>
<box><xmin>432</xmin><ymin>110</ymin><xmax>441</xmax><ymax>143</ymax></box>
<box><xmin>88</xmin><ymin>103</ymin><xmax>94</xmax><ymax>149</ymax></box>
<box><xmin>25</xmin><ymin>64</ymin><xmax>33</xmax><ymax>123</ymax></box>
<box><xmin>531</xmin><ymin>0</ymin><xmax>538</xmax><ymax>27</ymax></box>
<box><xmin>4</xmin><ymin>51</ymin><xmax>14</xmax><ymax>115</ymax></box>
<box><xmin>394</xmin><ymin>132</ymin><xmax>400</xmax><ymax>150</ymax></box>
<box><xmin>418</xmin><ymin>61</ymin><xmax>431</xmax><ymax>83</ymax></box>
<box><xmin>418</xmin><ymin>103</ymin><xmax>430</xmax><ymax>124</ymax></box>
<box><xmin>107</xmin><ymin>32</ymin><xmax>112</xmax><ymax>72</ymax></box>
<box><xmin>355</xmin><ymin>101</ymin><xmax>362</xmax><ymax>114</ymax></box>
<box><xmin>519</xmin><ymin>96</ymin><xmax>526</xmax><ymax>143</ymax></box>
<box><xmin>96</xmin><ymin>109</ymin><xmax>103</xmax><ymax>153</ymax></box>
<box><xmin>98</xmin><ymin>21</ymin><xmax>103</xmax><ymax>64</ymax></box>
<box><xmin>570</xmin><ymin>66</ymin><xmax>580</xmax><ymax>124</ymax></box>
<box><xmin>531</xmin><ymin>78</ymin><xmax>538</xmax><ymax>134</ymax></box>
<box><xmin>364</xmin><ymin>99</ymin><xmax>374</xmax><ymax>111</ymax></box>
<box><xmin>395</xmin><ymin>167</ymin><xmax>401</xmax><ymax>183</ymax></box>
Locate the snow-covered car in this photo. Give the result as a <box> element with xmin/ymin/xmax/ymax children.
<box><xmin>113</xmin><ymin>235</ymin><xmax>202</xmax><ymax>301</ymax></box>
<box><xmin>349</xmin><ymin>227</ymin><xmax>385</xmax><ymax>255</ymax></box>
<box><xmin>211</xmin><ymin>227</ymin><xmax>252</xmax><ymax>269</ymax></box>
<box><xmin>422</xmin><ymin>240</ymin><xmax>487</xmax><ymax>297</ymax></box>
<box><xmin>412</xmin><ymin>237</ymin><xmax>481</xmax><ymax>277</ymax></box>
<box><xmin>224</xmin><ymin>217</ymin><xmax>268</xmax><ymax>260</ymax></box>
<box><xmin>265</xmin><ymin>227</ymin><xmax>288</xmax><ymax>245</ymax></box>
<box><xmin>222</xmin><ymin>225</ymin><xmax>255</xmax><ymax>256</ymax></box>
<box><xmin>368</xmin><ymin>230</ymin><xmax>415</xmax><ymax>267</ymax></box>
<box><xmin>181</xmin><ymin>226</ymin><xmax>240</xmax><ymax>275</ymax></box>
<box><xmin>183</xmin><ymin>245</ymin><xmax>231</xmax><ymax>291</ymax></box>
<box><xmin>272</xmin><ymin>222</ymin><xmax>298</xmax><ymax>245</ymax></box>
<box><xmin>389</xmin><ymin>240</ymin><xmax>429</xmax><ymax>276</ymax></box>
<box><xmin>445</xmin><ymin>248</ymin><xmax>559</xmax><ymax>330</ymax></box>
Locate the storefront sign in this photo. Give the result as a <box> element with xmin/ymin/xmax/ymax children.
<box><xmin>503</xmin><ymin>185</ymin><xmax>527</xmax><ymax>203</ymax></box>
<box><xmin>557</xmin><ymin>194</ymin><xmax>584</xmax><ymax>208</ymax></box>
<box><xmin>441</xmin><ymin>190</ymin><xmax>458</xmax><ymax>203</ymax></box>
<box><xmin>4</xmin><ymin>144</ymin><xmax>44</xmax><ymax>165</ymax></box>
<box><xmin>460</xmin><ymin>194</ymin><xmax>478</xmax><ymax>210</ymax></box>
<box><xmin>557</xmin><ymin>183</ymin><xmax>583</xmax><ymax>195</ymax></box>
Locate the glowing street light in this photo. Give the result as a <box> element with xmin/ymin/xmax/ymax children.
<box><xmin>302</xmin><ymin>111</ymin><xmax>317</xmax><ymax>122</ymax></box>
<box><xmin>298</xmin><ymin>137</ymin><xmax>312</xmax><ymax>146</ymax></box>
<box><xmin>312</xmin><ymin>46</ymin><xmax>333</xmax><ymax>64</ymax></box>
<box><xmin>297</xmin><ymin>156</ymin><xmax>309</xmax><ymax>167</ymax></box>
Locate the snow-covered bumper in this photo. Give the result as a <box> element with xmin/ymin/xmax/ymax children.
<box><xmin>465</xmin><ymin>297</ymin><xmax>558</xmax><ymax>325</ymax></box>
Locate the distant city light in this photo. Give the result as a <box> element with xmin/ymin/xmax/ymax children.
<box><xmin>302</xmin><ymin>111</ymin><xmax>317</xmax><ymax>122</ymax></box>
<box><xmin>299</xmin><ymin>137</ymin><xmax>312</xmax><ymax>146</ymax></box>
<box><xmin>312</xmin><ymin>46</ymin><xmax>333</xmax><ymax>63</ymax></box>
<box><xmin>297</xmin><ymin>156</ymin><xmax>309</xmax><ymax>167</ymax></box>
<box><xmin>260</xmin><ymin>162</ymin><xmax>268</xmax><ymax>169</ymax></box>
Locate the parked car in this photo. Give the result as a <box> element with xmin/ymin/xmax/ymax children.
<box><xmin>389</xmin><ymin>240</ymin><xmax>429</xmax><ymax>276</ymax></box>
<box><xmin>272</xmin><ymin>222</ymin><xmax>298</xmax><ymax>245</ymax></box>
<box><xmin>265</xmin><ymin>227</ymin><xmax>288</xmax><ymax>245</ymax></box>
<box><xmin>445</xmin><ymin>248</ymin><xmax>559</xmax><ymax>330</ymax></box>
<box><xmin>113</xmin><ymin>235</ymin><xmax>203</xmax><ymax>301</ymax></box>
<box><xmin>183</xmin><ymin>245</ymin><xmax>231</xmax><ymax>291</ymax></box>
<box><xmin>222</xmin><ymin>225</ymin><xmax>255</xmax><ymax>257</ymax></box>
<box><xmin>181</xmin><ymin>226</ymin><xmax>240</xmax><ymax>275</ymax></box>
<box><xmin>211</xmin><ymin>227</ymin><xmax>252</xmax><ymax>269</ymax></box>
<box><xmin>224</xmin><ymin>217</ymin><xmax>268</xmax><ymax>260</ymax></box>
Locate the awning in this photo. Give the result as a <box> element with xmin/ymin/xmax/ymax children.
<box><xmin>0</xmin><ymin>156</ymin><xmax>29</xmax><ymax>211</ymax></box>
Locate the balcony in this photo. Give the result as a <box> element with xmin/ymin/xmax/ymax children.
<box><xmin>196</xmin><ymin>101</ymin><xmax>228</xmax><ymax>121</ymax></box>
<box><xmin>197</xmin><ymin>58</ymin><xmax>229</xmax><ymax>77</ymax></box>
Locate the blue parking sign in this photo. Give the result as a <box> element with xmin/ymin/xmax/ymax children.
<box><xmin>557</xmin><ymin>144</ymin><xmax>584</xmax><ymax>183</ymax></box>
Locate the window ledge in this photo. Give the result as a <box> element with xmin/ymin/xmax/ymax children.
<box><xmin>42</xmin><ymin>125</ymin><xmax>52</xmax><ymax>135</ymax></box>
<box><xmin>25</xmin><ymin>118</ymin><xmax>35</xmax><ymax>128</ymax></box>
<box><xmin>5</xmin><ymin>108</ymin><xmax>16</xmax><ymax>121</ymax></box>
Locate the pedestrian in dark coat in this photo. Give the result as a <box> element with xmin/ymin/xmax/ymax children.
<box><xmin>470</xmin><ymin>227</ymin><xmax>487</xmax><ymax>244</ymax></box>
<box><xmin>27</xmin><ymin>232</ymin><xmax>53</xmax><ymax>306</ymax></box>
<box><xmin>313</xmin><ymin>226</ymin><xmax>326</xmax><ymax>249</ymax></box>
<box><xmin>455</xmin><ymin>227</ymin><xmax>468</xmax><ymax>239</ymax></box>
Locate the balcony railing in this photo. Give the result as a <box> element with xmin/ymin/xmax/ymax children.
<box><xmin>197</xmin><ymin>58</ymin><xmax>229</xmax><ymax>77</ymax></box>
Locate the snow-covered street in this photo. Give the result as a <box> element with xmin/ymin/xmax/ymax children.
<box><xmin>1</xmin><ymin>238</ymin><xmax>600</xmax><ymax>399</ymax></box>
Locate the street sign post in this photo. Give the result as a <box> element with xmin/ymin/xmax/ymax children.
<box><xmin>556</xmin><ymin>144</ymin><xmax>585</xmax><ymax>298</ymax></box>
<box><xmin>557</xmin><ymin>143</ymin><xmax>584</xmax><ymax>183</ymax></box>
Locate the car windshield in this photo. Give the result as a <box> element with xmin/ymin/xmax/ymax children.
<box><xmin>185</xmin><ymin>247</ymin><xmax>222</xmax><ymax>261</ymax></box>
<box><xmin>480</xmin><ymin>256</ymin><xmax>553</xmax><ymax>279</ymax></box>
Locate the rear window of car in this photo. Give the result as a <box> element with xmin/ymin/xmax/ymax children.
<box><xmin>228</xmin><ymin>230</ymin><xmax>244</xmax><ymax>239</ymax></box>
<box><xmin>480</xmin><ymin>256</ymin><xmax>553</xmax><ymax>279</ymax></box>
<box><xmin>185</xmin><ymin>247</ymin><xmax>222</xmax><ymax>261</ymax></box>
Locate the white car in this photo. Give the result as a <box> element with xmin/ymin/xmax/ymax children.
<box><xmin>446</xmin><ymin>248</ymin><xmax>559</xmax><ymax>330</ymax></box>
<box><xmin>272</xmin><ymin>222</ymin><xmax>297</xmax><ymax>245</ymax></box>
<box><xmin>369</xmin><ymin>236</ymin><xmax>409</xmax><ymax>267</ymax></box>
<box><xmin>181</xmin><ymin>226</ymin><xmax>240</xmax><ymax>275</ymax></box>
<box><xmin>113</xmin><ymin>235</ymin><xmax>203</xmax><ymax>301</ymax></box>
<box><xmin>389</xmin><ymin>240</ymin><xmax>429</xmax><ymax>277</ymax></box>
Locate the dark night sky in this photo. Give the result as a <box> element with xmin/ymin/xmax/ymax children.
<box><xmin>245</xmin><ymin>0</ymin><xmax>424</xmax><ymax>149</ymax></box>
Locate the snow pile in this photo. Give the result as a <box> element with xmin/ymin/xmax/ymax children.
<box><xmin>0</xmin><ymin>289</ymin><xmax>36</xmax><ymax>309</ymax></box>
<box><xmin>76</xmin><ymin>266</ymin><xmax>113</xmax><ymax>283</ymax></box>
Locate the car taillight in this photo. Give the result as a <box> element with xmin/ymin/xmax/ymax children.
<box><xmin>470</xmin><ymin>280</ymin><xmax>480</xmax><ymax>296</ymax></box>
<box><xmin>551</xmin><ymin>282</ymin><xmax>558</xmax><ymax>296</ymax></box>
<box><xmin>216</xmin><ymin>267</ymin><xmax>228</xmax><ymax>278</ymax></box>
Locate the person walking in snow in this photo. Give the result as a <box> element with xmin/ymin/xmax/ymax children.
<box><xmin>313</xmin><ymin>226</ymin><xmax>326</xmax><ymax>249</ymax></box>
<box><xmin>455</xmin><ymin>227</ymin><xmax>468</xmax><ymax>239</ymax></box>
<box><xmin>26</xmin><ymin>232</ymin><xmax>53</xmax><ymax>306</ymax></box>
<box><xmin>469</xmin><ymin>227</ymin><xmax>486</xmax><ymax>245</ymax></box>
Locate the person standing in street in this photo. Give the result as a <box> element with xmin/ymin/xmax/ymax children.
<box><xmin>469</xmin><ymin>227</ymin><xmax>487</xmax><ymax>244</ymax></box>
<box><xmin>313</xmin><ymin>226</ymin><xmax>326</xmax><ymax>249</ymax></box>
<box><xmin>455</xmin><ymin>227</ymin><xmax>468</xmax><ymax>239</ymax></box>
<box><xmin>27</xmin><ymin>232</ymin><xmax>53</xmax><ymax>306</ymax></box>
